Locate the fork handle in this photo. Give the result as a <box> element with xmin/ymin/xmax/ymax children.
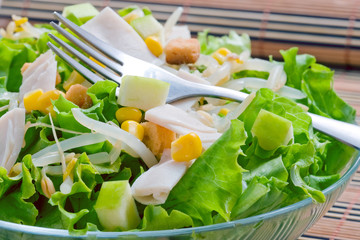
<box><xmin>168</xmin><ymin>81</ymin><xmax>360</xmax><ymax>150</ymax></box>
<box><xmin>309</xmin><ymin>113</ymin><xmax>360</xmax><ymax>149</ymax></box>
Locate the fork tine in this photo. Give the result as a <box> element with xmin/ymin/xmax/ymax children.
<box><xmin>49</xmin><ymin>21</ymin><xmax>123</xmax><ymax>76</ymax></box>
<box><xmin>48</xmin><ymin>33</ymin><xmax>123</xmax><ymax>84</ymax></box>
<box><xmin>53</xmin><ymin>11</ymin><xmax>125</xmax><ymax>66</ymax></box>
<box><xmin>47</xmin><ymin>42</ymin><xmax>104</xmax><ymax>84</ymax></box>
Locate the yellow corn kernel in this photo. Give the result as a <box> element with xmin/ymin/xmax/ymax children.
<box><xmin>218</xmin><ymin>108</ymin><xmax>230</xmax><ymax>117</ymax></box>
<box><xmin>23</xmin><ymin>89</ymin><xmax>44</xmax><ymax>113</ymax></box>
<box><xmin>211</xmin><ymin>47</ymin><xmax>231</xmax><ymax>64</ymax></box>
<box><xmin>14</xmin><ymin>27</ymin><xmax>24</xmax><ymax>32</ymax></box>
<box><xmin>63</xmin><ymin>71</ymin><xmax>86</xmax><ymax>91</ymax></box>
<box><xmin>116</xmin><ymin>107</ymin><xmax>142</xmax><ymax>124</ymax></box>
<box><xmin>145</xmin><ymin>36</ymin><xmax>163</xmax><ymax>57</ymax></box>
<box><xmin>89</xmin><ymin>56</ymin><xmax>106</xmax><ymax>68</ymax></box>
<box><xmin>37</xmin><ymin>89</ymin><xmax>65</xmax><ymax>114</ymax></box>
<box><xmin>63</xmin><ymin>158</ymin><xmax>77</xmax><ymax>181</ymax></box>
<box><xmin>121</xmin><ymin>120</ymin><xmax>144</xmax><ymax>140</ymax></box>
<box><xmin>14</xmin><ymin>17</ymin><xmax>28</xmax><ymax>26</ymax></box>
<box><xmin>41</xmin><ymin>175</ymin><xmax>56</xmax><ymax>199</ymax></box>
<box><xmin>171</xmin><ymin>132</ymin><xmax>202</xmax><ymax>162</ymax></box>
<box><xmin>8</xmin><ymin>163</ymin><xmax>22</xmax><ymax>177</ymax></box>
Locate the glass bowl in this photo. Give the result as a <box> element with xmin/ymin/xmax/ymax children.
<box><xmin>0</xmin><ymin>150</ymin><xmax>358</xmax><ymax>240</ymax></box>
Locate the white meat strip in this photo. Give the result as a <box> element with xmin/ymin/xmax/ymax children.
<box><xmin>81</xmin><ymin>7</ymin><xmax>157</xmax><ymax>63</ymax></box>
<box><xmin>0</xmin><ymin>108</ymin><xmax>25</xmax><ymax>172</ymax></box>
<box><xmin>19</xmin><ymin>50</ymin><xmax>57</xmax><ymax>105</ymax></box>
<box><xmin>145</xmin><ymin>104</ymin><xmax>221</xmax><ymax>149</ymax></box>
<box><xmin>131</xmin><ymin>149</ymin><xmax>191</xmax><ymax>205</ymax></box>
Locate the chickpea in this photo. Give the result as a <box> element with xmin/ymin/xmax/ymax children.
<box><xmin>65</xmin><ymin>84</ymin><xmax>92</xmax><ymax>109</ymax></box>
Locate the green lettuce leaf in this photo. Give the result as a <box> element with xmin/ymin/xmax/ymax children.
<box><xmin>0</xmin><ymin>155</ymin><xmax>39</xmax><ymax>225</ymax></box>
<box><xmin>304</xmin><ymin>174</ymin><xmax>340</xmax><ymax>190</ymax></box>
<box><xmin>280</xmin><ymin>47</ymin><xmax>315</xmax><ymax>90</ymax></box>
<box><xmin>243</xmin><ymin>155</ymin><xmax>288</xmax><ymax>182</ymax></box>
<box><xmin>163</xmin><ymin>119</ymin><xmax>247</xmax><ymax>226</ymax></box>
<box><xmin>231</xmin><ymin>177</ymin><xmax>288</xmax><ymax>220</ymax></box>
<box><xmin>232</xmin><ymin>70</ymin><xmax>269</xmax><ymax>80</ymax></box>
<box><xmin>0</xmin><ymin>38</ymin><xmax>37</xmax><ymax>92</ymax></box>
<box><xmin>141</xmin><ymin>205</ymin><xmax>193</xmax><ymax>231</ymax></box>
<box><xmin>49</xmin><ymin>153</ymin><xmax>101</xmax><ymax>234</ymax></box>
<box><xmin>87</xmin><ymin>80</ymin><xmax>119</xmax><ymax>122</ymax></box>
<box><xmin>238</xmin><ymin>88</ymin><xmax>311</xmax><ymax>144</ymax></box>
<box><xmin>302</xmin><ymin>64</ymin><xmax>356</xmax><ymax>123</ymax></box>
<box><xmin>280</xmin><ymin>47</ymin><xmax>356</xmax><ymax>123</ymax></box>
<box><xmin>198</xmin><ymin>30</ymin><xmax>251</xmax><ymax>55</ymax></box>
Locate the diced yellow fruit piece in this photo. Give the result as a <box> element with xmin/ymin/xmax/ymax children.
<box><xmin>145</xmin><ymin>36</ymin><xmax>163</xmax><ymax>57</ymax></box>
<box><xmin>89</xmin><ymin>56</ymin><xmax>106</xmax><ymax>68</ymax></box>
<box><xmin>14</xmin><ymin>17</ymin><xmax>28</xmax><ymax>26</ymax></box>
<box><xmin>121</xmin><ymin>120</ymin><xmax>144</xmax><ymax>140</ymax></box>
<box><xmin>23</xmin><ymin>89</ymin><xmax>44</xmax><ymax>113</ymax></box>
<box><xmin>63</xmin><ymin>158</ymin><xmax>77</xmax><ymax>181</ymax></box>
<box><xmin>63</xmin><ymin>71</ymin><xmax>86</xmax><ymax>91</ymax></box>
<box><xmin>37</xmin><ymin>89</ymin><xmax>65</xmax><ymax>114</ymax></box>
<box><xmin>115</xmin><ymin>107</ymin><xmax>142</xmax><ymax>124</ymax></box>
<box><xmin>171</xmin><ymin>132</ymin><xmax>202</xmax><ymax>162</ymax></box>
<box><xmin>211</xmin><ymin>47</ymin><xmax>231</xmax><ymax>64</ymax></box>
<box><xmin>219</xmin><ymin>108</ymin><xmax>230</xmax><ymax>116</ymax></box>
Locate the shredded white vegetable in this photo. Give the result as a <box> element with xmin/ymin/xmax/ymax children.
<box><xmin>49</xmin><ymin>114</ymin><xmax>66</xmax><ymax>174</ymax></box>
<box><xmin>88</xmin><ymin>152</ymin><xmax>111</xmax><ymax>165</ymax></box>
<box><xmin>60</xmin><ymin>176</ymin><xmax>73</xmax><ymax>195</ymax></box>
<box><xmin>0</xmin><ymin>105</ymin><xmax>9</xmax><ymax>113</ymax></box>
<box><xmin>109</xmin><ymin>140</ymin><xmax>122</xmax><ymax>164</ymax></box>
<box><xmin>32</xmin><ymin>133</ymin><xmax>107</xmax><ymax>162</ymax></box>
<box><xmin>25</xmin><ymin>122</ymin><xmax>84</xmax><ymax>136</ymax></box>
<box><xmin>164</xmin><ymin>7</ymin><xmax>183</xmax><ymax>40</ymax></box>
<box><xmin>72</xmin><ymin>108</ymin><xmax>158</xmax><ymax>168</ymax></box>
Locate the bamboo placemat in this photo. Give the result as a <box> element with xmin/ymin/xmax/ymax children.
<box><xmin>0</xmin><ymin>1</ymin><xmax>360</xmax><ymax>239</ymax></box>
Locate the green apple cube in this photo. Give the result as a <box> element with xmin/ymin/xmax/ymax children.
<box><xmin>94</xmin><ymin>180</ymin><xmax>140</xmax><ymax>231</ymax></box>
<box><xmin>63</xmin><ymin>3</ymin><xmax>99</xmax><ymax>24</ymax></box>
<box><xmin>118</xmin><ymin>75</ymin><xmax>170</xmax><ymax>111</ymax></box>
<box><xmin>251</xmin><ymin>109</ymin><xmax>293</xmax><ymax>151</ymax></box>
<box><xmin>131</xmin><ymin>15</ymin><xmax>163</xmax><ymax>39</ymax></box>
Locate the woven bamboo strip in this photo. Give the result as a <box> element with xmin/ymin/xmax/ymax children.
<box><xmin>0</xmin><ymin>2</ymin><xmax>359</xmax><ymax>239</ymax></box>
<box><xmin>305</xmin><ymin>218</ymin><xmax>360</xmax><ymax>240</ymax></box>
<box><xmin>2</xmin><ymin>0</ymin><xmax>360</xmax><ymax>67</ymax></box>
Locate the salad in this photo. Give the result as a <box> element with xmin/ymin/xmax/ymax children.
<box><xmin>0</xmin><ymin>2</ymin><xmax>357</xmax><ymax>235</ymax></box>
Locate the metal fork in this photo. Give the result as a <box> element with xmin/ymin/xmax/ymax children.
<box><xmin>47</xmin><ymin>12</ymin><xmax>360</xmax><ymax>150</ymax></box>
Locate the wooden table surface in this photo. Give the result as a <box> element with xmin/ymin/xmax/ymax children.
<box><xmin>0</xmin><ymin>1</ymin><xmax>359</xmax><ymax>239</ymax></box>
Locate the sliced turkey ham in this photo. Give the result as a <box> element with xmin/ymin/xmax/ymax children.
<box><xmin>0</xmin><ymin>108</ymin><xmax>25</xmax><ymax>171</ymax></box>
<box><xmin>131</xmin><ymin>149</ymin><xmax>191</xmax><ymax>205</ymax></box>
<box><xmin>81</xmin><ymin>7</ymin><xmax>158</xmax><ymax>63</ymax></box>
<box><xmin>145</xmin><ymin>104</ymin><xmax>221</xmax><ymax>149</ymax></box>
<box><xmin>19</xmin><ymin>50</ymin><xmax>57</xmax><ymax>105</ymax></box>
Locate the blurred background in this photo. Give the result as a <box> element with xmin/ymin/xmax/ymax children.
<box><xmin>0</xmin><ymin>0</ymin><xmax>359</xmax><ymax>239</ymax></box>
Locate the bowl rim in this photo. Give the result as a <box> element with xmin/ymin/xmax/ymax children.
<box><xmin>0</xmin><ymin>151</ymin><xmax>359</xmax><ymax>238</ymax></box>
